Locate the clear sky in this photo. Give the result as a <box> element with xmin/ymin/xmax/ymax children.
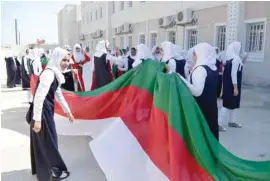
<box><xmin>1</xmin><ymin>0</ymin><xmax>80</xmax><ymax>46</ymax></box>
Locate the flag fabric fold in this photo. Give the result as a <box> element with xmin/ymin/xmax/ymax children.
<box><xmin>31</xmin><ymin>60</ymin><xmax>270</xmax><ymax>181</ymax></box>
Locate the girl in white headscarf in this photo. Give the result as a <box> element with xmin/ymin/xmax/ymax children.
<box><xmin>31</xmin><ymin>47</ymin><xmax>74</xmax><ymax>181</ymax></box>
<box><xmin>152</xmin><ymin>45</ymin><xmax>162</xmax><ymax>62</ymax></box>
<box><xmin>173</xmin><ymin>44</ymin><xmax>189</xmax><ymax>78</ymax></box>
<box><xmin>31</xmin><ymin>48</ymin><xmax>42</xmax><ymax>76</ymax></box>
<box><xmin>218</xmin><ymin>41</ymin><xmax>246</xmax><ymax>131</ymax></box>
<box><xmin>132</xmin><ymin>44</ymin><xmax>154</xmax><ymax>68</ymax></box>
<box><xmin>117</xmin><ymin>47</ymin><xmax>137</xmax><ymax>72</ymax></box>
<box><xmin>21</xmin><ymin>49</ymin><xmax>31</xmax><ymax>90</ymax></box>
<box><xmin>92</xmin><ymin>40</ymin><xmax>123</xmax><ymax>89</ymax></box>
<box><xmin>71</xmin><ymin>43</ymin><xmax>91</xmax><ymax>91</ymax></box>
<box><xmin>159</xmin><ymin>41</ymin><xmax>176</xmax><ymax>74</ymax></box>
<box><xmin>178</xmin><ymin>43</ymin><xmax>219</xmax><ymax>140</ymax></box>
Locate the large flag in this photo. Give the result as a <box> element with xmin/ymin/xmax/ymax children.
<box><xmin>31</xmin><ymin>60</ymin><xmax>270</xmax><ymax>181</ymax></box>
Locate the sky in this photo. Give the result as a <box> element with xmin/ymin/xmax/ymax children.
<box><xmin>1</xmin><ymin>0</ymin><xmax>80</xmax><ymax>46</ymax></box>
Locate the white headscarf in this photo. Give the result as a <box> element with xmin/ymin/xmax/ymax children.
<box><xmin>225</xmin><ymin>41</ymin><xmax>243</xmax><ymax>66</ymax></box>
<box><xmin>4</xmin><ymin>49</ymin><xmax>14</xmax><ymax>58</ymax></box>
<box><xmin>160</xmin><ymin>41</ymin><xmax>174</xmax><ymax>62</ymax></box>
<box><xmin>132</xmin><ymin>44</ymin><xmax>153</xmax><ymax>67</ymax></box>
<box><xmin>193</xmin><ymin>43</ymin><xmax>217</xmax><ymax>71</ymax></box>
<box><xmin>93</xmin><ymin>40</ymin><xmax>109</xmax><ymax>58</ymax></box>
<box><xmin>152</xmin><ymin>45</ymin><xmax>161</xmax><ymax>61</ymax></box>
<box><xmin>46</xmin><ymin>47</ymin><xmax>70</xmax><ymax>84</ymax></box>
<box><xmin>73</xmin><ymin>43</ymin><xmax>84</xmax><ymax>63</ymax></box>
<box><xmin>173</xmin><ymin>45</ymin><xmax>185</xmax><ymax>60</ymax></box>
<box><xmin>64</xmin><ymin>45</ymin><xmax>72</xmax><ymax>52</ymax></box>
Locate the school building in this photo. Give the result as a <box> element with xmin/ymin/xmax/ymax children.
<box><xmin>59</xmin><ymin>1</ymin><xmax>270</xmax><ymax>87</ymax></box>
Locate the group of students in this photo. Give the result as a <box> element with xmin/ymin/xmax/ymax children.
<box><xmin>130</xmin><ymin>41</ymin><xmax>246</xmax><ymax>140</ymax></box>
<box><xmin>4</xmin><ymin>48</ymin><xmax>50</xmax><ymax>90</ymax></box>
<box><xmin>27</xmin><ymin>40</ymin><xmax>246</xmax><ymax>180</ymax></box>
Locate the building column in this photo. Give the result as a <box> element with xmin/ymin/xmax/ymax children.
<box><xmin>106</xmin><ymin>2</ymin><xmax>112</xmax><ymax>42</ymax></box>
<box><xmin>226</xmin><ymin>1</ymin><xmax>246</xmax><ymax>47</ymax></box>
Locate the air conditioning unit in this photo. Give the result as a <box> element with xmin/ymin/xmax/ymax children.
<box><xmin>124</xmin><ymin>23</ymin><xmax>133</xmax><ymax>33</ymax></box>
<box><xmin>96</xmin><ymin>30</ymin><xmax>103</xmax><ymax>37</ymax></box>
<box><xmin>175</xmin><ymin>9</ymin><xmax>193</xmax><ymax>25</ymax></box>
<box><xmin>120</xmin><ymin>25</ymin><xmax>125</xmax><ymax>33</ymax></box>
<box><xmin>159</xmin><ymin>16</ymin><xmax>175</xmax><ymax>28</ymax></box>
<box><xmin>79</xmin><ymin>34</ymin><xmax>85</xmax><ymax>40</ymax></box>
<box><xmin>117</xmin><ymin>27</ymin><xmax>121</xmax><ymax>34</ymax></box>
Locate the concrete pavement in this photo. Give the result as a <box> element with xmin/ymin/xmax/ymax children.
<box><xmin>1</xmin><ymin>86</ymin><xmax>107</xmax><ymax>181</ymax></box>
<box><xmin>1</xmin><ymin>83</ymin><xmax>270</xmax><ymax>181</ymax></box>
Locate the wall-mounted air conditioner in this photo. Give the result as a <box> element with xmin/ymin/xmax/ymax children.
<box><xmin>175</xmin><ymin>9</ymin><xmax>193</xmax><ymax>25</ymax></box>
<box><xmin>117</xmin><ymin>27</ymin><xmax>121</xmax><ymax>34</ymax></box>
<box><xmin>159</xmin><ymin>16</ymin><xmax>175</xmax><ymax>28</ymax></box>
<box><xmin>79</xmin><ymin>34</ymin><xmax>85</xmax><ymax>40</ymax></box>
<box><xmin>124</xmin><ymin>23</ymin><xmax>133</xmax><ymax>33</ymax></box>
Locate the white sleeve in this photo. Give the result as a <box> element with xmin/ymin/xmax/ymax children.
<box><xmin>132</xmin><ymin>59</ymin><xmax>142</xmax><ymax>68</ymax></box>
<box><xmin>106</xmin><ymin>54</ymin><xmax>122</xmax><ymax>65</ymax></box>
<box><xmin>118</xmin><ymin>57</ymin><xmax>128</xmax><ymax>71</ymax></box>
<box><xmin>179</xmin><ymin>66</ymin><xmax>207</xmax><ymax>97</ymax></box>
<box><xmin>55</xmin><ymin>87</ymin><xmax>71</xmax><ymax>114</ymax></box>
<box><xmin>167</xmin><ymin>59</ymin><xmax>176</xmax><ymax>74</ymax></box>
<box><xmin>33</xmin><ymin>60</ymin><xmax>42</xmax><ymax>76</ymax></box>
<box><xmin>33</xmin><ymin>70</ymin><xmax>55</xmax><ymax>122</ymax></box>
<box><xmin>23</xmin><ymin>57</ymin><xmax>29</xmax><ymax>73</ymax></box>
<box><xmin>184</xmin><ymin>62</ymin><xmax>189</xmax><ymax>79</ymax></box>
<box><xmin>231</xmin><ymin>60</ymin><xmax>239</xmax><ymax>85</ymax></box>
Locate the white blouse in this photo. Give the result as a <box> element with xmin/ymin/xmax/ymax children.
<box><xmin>23</xmin><ymin>56</ymin><xmax>29</xmax><ymax>74</ymax></box>
<box><xmin>179</xmin><ymin>66</ymin><xmax>207</xmax><ymax>97</ymax></box>
<box><xmin>231</xmin><ymin>60</ymin><xmax>241</xmax><ymax>85</ymax></box>
<box><xmin>33</xmin><ymin>69</ymin><xmax>71</xmax><ymax>122</ymax></box>
<box><xmin>165</xmin><ymin>59</ymin><xmax>176</xmax><ymax>74</ymax></box>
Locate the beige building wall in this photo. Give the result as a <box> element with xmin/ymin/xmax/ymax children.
<box><xmin>241</xmin><ymin>2</ymin><xmax>270</xmax><ymax>86</ymax></box>
<box><xmin>76</xmin><ymin>1</ymin><xmax>270</xmax><ymax>86</ymax></box>
<box><xmin>58</xmin><ymin>4</ymin><xmax>80</xmax><ymax>47</ymax></box>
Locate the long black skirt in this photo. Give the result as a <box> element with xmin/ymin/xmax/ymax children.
<box><xmin>5</xmin><ymin>57</ymin><xmax>17</xmax><ymax>88</ymax></box>
<box><xmin>30</xmin><ymin>105</ymin><xmax>68</xmax><ymax>181</ymax></box>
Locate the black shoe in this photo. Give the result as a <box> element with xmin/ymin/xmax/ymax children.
<box><xmin>228</xmin><ymin>122</ymin><xmax>242</xmax><ymax>128</ymax></box>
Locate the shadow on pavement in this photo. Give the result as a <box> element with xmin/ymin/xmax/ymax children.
<box><xmin>1</xmin><ymin>169</ymin><xmax>36</xmax><ymax>181</ymax></box>
<box><xmin>1</xmin><ymin>107</ymin><xmax>107</xmax><ymax>181</ymax></box>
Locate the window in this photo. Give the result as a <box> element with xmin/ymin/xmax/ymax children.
<box><xmin>246</xmin><ymin>22</ymin><xmax>265</xmax><ymax>52</ymax></box>
<box><xmin>150</xmin><ymin>33</ymin><xmax>157</xmax><ymax>48</ymax></box>
<box><xmin>95</xmin><ymin>10</ymin><xmax>98</xmax><ymax>20</ymax></box>
<box><xmin>90</xmin><ymin>12</ymin><xmax>92</xmax><ymax>22</ymax></box>
<box><xmin>82</xmin><ymin>15</ymin><xmax>85</xmax><ymax>24</ymax></box>
<box><xmin>128</xmin><ymin>1</ymin><xmax>132</xmax><ymax>8</ymax></box>
<box><xmin>128</xmin><ymin>36</ymin><xmax>132</xmax><ymax>48</ymax></box>
<box><xmin>87</xmin><ymin>12</ymin><xmax>89</xmax><ymax>24</ymax></box>
<box><xmin>187</xmin><ymin>29</ymin><xmax>197</xmax><ymax>49</ymax></box>
<box><xmin>168</xmin><ymin>31</ymin><xmax>176</xmax><ymax>44</ymax></box>
<box><xmin>120</xmin><ymin>36</ymin><xmax>125</xmax><ymax>48</ymax></box>
<box><xmin>120</xmin><ymin>1</ymin><xmax>124</xmax><ymax>11</ymax></box>
<box><xmin>216</xmin><ymin>26</ymin><xmax>226</xmax><ymax>51</ymax></box>
<box><xmin>112</xmin><ymin>2</ymin><xmax>115</xmax><ymax>14</ymax></box>
<box><xmin>139</xmin><ymin>34</ymin><xmax>145</xmax><ymax>44</ymax></box>
<box><xmin>112</xmin><ymin>38</ymin><xmax>116</xmax><ymax>50</ymax></box>
<box><xmin>100</xmin><ymin>7</ymin><xmax>102</xmax><ymax>18</ymax></box>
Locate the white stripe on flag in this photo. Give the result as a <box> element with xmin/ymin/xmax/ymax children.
<box><xmin>55</xmin><ymin>114</ymin><xmax>169</xmax><ymax>181</ymax></box>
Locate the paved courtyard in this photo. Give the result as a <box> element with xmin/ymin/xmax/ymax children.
<box><xmin>1</xmin><ymin>81</ymin><xmax>270</xmax><ymax>181</ymax></box>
